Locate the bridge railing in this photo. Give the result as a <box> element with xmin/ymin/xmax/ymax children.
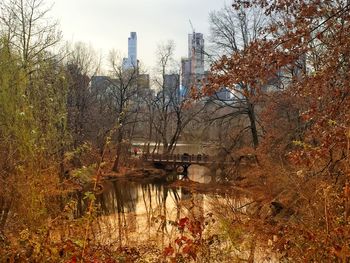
<box><xmin>142</xmin><ymin>153</ymin><xmax>210</xmax><ymax>164</ymax></box>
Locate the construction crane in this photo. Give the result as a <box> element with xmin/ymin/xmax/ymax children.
<box><xmin>188</xmin><ymin>19</ymin><xmax>196</xmax><ymax>75</ymax></box>
<box><xmin>189</xmin><ymin>19</ymin><xmax>195</xmax><ymax>34</ymax></box>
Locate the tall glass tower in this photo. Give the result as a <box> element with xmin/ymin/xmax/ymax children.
<box><xmin>128</xmin><ymin>32</ymin><xmax>137</xmax><ymax>67</ymax></box>
<box><xmin>123</xmin><ymin>32</ymin><xmax>137</xmax><ymax>69</ymax></box>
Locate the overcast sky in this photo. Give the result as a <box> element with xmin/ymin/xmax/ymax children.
<box><xmin>51</xmin><ymin>0</ymin><xmax>228</xmax><ymax>71</ymax></box>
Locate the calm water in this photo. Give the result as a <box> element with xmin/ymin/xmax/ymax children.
<box><xmin>84</xmin><ymin>163</ymin><xmax>269</xmax><ymax>262</ymax></box>
<box><xmin>93</xmin><ymin>165</ymin><xmax>214</xmax><ymax>247</ymax></box>
<box><xmin>80</xmin><ymin>143</ymin><xmax>274</xmax><ymax>262</ymax></box>
<box><xmin>90</xmin><ymin>141</ymin><xmax>244</xmax><ymax>250</ymax></box>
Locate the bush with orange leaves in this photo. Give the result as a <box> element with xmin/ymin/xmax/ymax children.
<box><xmin>206</xmin><ymin>0</ymin><xmax>350</xmax><ymax>261</ymax></box>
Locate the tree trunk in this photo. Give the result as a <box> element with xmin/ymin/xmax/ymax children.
<box><xmin>247</xmin><ymin>103</ymin><xmax>259</xmax><ymax>148</ymax></box>
<box><xmin>112</xmin><ymin>131</ymin><xmax>123</xmax><ymax>172</ymax></box>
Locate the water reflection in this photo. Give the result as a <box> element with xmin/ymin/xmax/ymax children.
<box><xmin>94</xmin><ymin>179</ymin><xmax>199</xmax><ymax>247</ymax></box>
<box><xmin>92</xmin><ymin>165</ymin><xmax>234</xmax><ymax>248</ymax></box>
<box><xmin>188</xmin><ymin>165</ymin><xmax>211</xmax><ymax>183</ymax></box>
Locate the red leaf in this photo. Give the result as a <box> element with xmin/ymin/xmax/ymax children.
<box><xmin>178</xmin><ymin>217</ymin><xmax>189</xmax><ymax>230</ymax></box>
<box><xmin>66</xmin><ymin>256</ymin><xmax>77</xmax><ymax>263</ymax></box>
<box><xmin>163</xmin><ymin>245</ymin><xmax>174</xmax><ymax>257</ymax></box>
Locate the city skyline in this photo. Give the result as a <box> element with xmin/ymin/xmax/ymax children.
<box><xmin>51</xmin><ymin>0</ymin><xmax>227</xmax><ymax>70</ymax></box>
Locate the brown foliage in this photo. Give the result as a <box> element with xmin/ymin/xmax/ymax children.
<box><xmin>207</xmin><ymin>0</ymin><xmax>350</xmax><ymax>261</ymax></box>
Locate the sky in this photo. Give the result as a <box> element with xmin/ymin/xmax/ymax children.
<box><xmin>51</xmin><ymin>0</ymin><xmax>228</xmax><ymax>71</ymax></box>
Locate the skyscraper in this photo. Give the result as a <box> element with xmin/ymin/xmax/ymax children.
<box><xmin>128</xmin><ymin>32</ymin><xmax>137</xmax><ymax>67</ymax></box>
<box><xmin>188</xmin><ymin>32</ymin><xmax>204</xmax><ymax>75</ymax></box>
<box><xmin>180</xmin><ymin>58</ymin><xmax>191</xmax><ymax>96</ymax></box>
<box><xmin>181</xmin><ymin>32</ymin><xmax>205</xmax><ymax>96</ymax></box>
<box><xmin>123</xmin><ymin>32</ymin><xmax>137</xmax><ymax>69</ymax></box>
<box><xmin>164</xmin><ymin>73</ymin><xmax>180</xmax><ymax>99</ymax></box>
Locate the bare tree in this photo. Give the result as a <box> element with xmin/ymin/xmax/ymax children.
<box><xmin>147</xmin><ymin>41</ymin><xmax>204</xmax><ymax>154</ymax></box>
<box><xmin>208</xmin><ymin>5</ymin><xmax>265</xmax><ymax>58</ymax></box>
<box><xmin>152</xmin><ymin>41</ymin><xmax>176</xmax><ymax>153</ymax></box>
<box><xmin>66</xmin><ymin>42</ymin><xmax>100</xmax><ymax>148</ymax></box>
<box><xmin>105</xmin><ymin>51</ymin><xmax>141</xmax><ymax>171</ymax></box>
<box><xmin>207</xmin><ymin>5</ymin><xmax>266</xmax><ymax>148</ymax></box>
<box><xmin>0</xmin><ymin>0</ymin><xmax>61</xmax><ymax>68</ymax></box>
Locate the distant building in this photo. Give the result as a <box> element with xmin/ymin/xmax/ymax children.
<box><xmin>181</xmin><ymin>32</ymin><xmax>206</xmax><ymax>96</ymax></box>
<box><xmin>188</xmin><ymin>32</ymin><xmax>204</xmax><ymax>75</ymax></box>
<box><xmin>212</xmin><ymin>87</ymin><xmax>232</xmax><ymax>101</ymax></box>
<box><xmin>123</xmin><ymin>32</ymin><xmax>138</xmax><ymax>69</ymax></box>
<box><xmin>90</xmin><ymin>75</ymin><xmax>112</xmax><ymax>94</ymax></box>
<box><xmin>136</xmin><ymin>74</ymin><xmax>151</xmax><ymax>103</ymax></box>
<box><xmin>181</xmin><ymin>58</ymin><xmax>191</xmax><ymax>93</ymax></box>
<box><xmin>90</xmin><ymin>75</ymin><xmax>108</xmax><ymax>87</ymax></box>
<box><xmin>137</xmin><ymin>74</ymin><xmax>150</xmax><ymax>90</ymax></box>
<box><xmin>164</xmin><ymin>74</ymin><xmax>180</xmax><ymax>98</ymax></box>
